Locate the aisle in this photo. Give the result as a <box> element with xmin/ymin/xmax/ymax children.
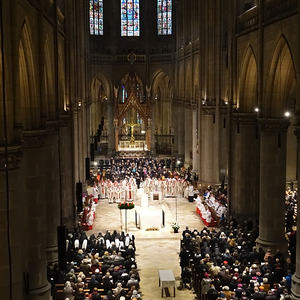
<box><xmin>90</xmin><ymin>194</ymin><xmax>204</xmax><ymax>300</ymax></box>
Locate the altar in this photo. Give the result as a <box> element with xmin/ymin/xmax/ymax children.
<box><xmin>118</xmin><ymin>140</ymin><xmax>147</xmax><ymax>151</ymax></box>
<box><xmin>139</xmin><ymin>206</ymin><xmax>163</xmax><ymax>230</ymax></box>
<box><xmin>135</xmin><ymin>188</ymin><xmax>164</xmax><ymax>230</ymax></box>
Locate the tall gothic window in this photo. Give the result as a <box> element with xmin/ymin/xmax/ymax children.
<box><xmin>89</xmin><ymin>0</ymin><xmax>104</xmax><ymax>35</ymax></box>
<box><xmin>157</xmin><ymin>0</ymin><xmax>172</xmax><ymax>35</ymax></box>
<box><xmin>121</xmin><ymin>0</ymin><xmax>140</xmax><ymax>37</ymax></box>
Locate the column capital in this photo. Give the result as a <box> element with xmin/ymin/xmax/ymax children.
<box><xmin>232</xmin><ymin>112</ymin><xmax>258</xmax><ymax>124</ymax></box>
<box><xmin>258</xmin><ymin>118</ymin><xmax>290</xmax><ymax>132</ymax></box>
<box><xmin>202</xmin><ymin>105</ymin><xmax>216</xmax><ymax>115</ymax></box>
<box><xmin>22</xmin><ymin>130</ymin><xmax>48</xmax><ymax>149</ymax></box>
<box><xmin>294</xmin><ymin>126</ymin><xmax>300</xmax><ymax>139</ymax></box>
<box><xmin>0</xmin><ymin>145</ymin><xmax>22</xmax><ymax>171</ymax></box>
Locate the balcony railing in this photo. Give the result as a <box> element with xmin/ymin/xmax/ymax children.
<box><xmin>115</xmin><ymin>55</ymin><xmax>146</xmax><ymax>64</ymax></box>
<box><xmin>149</xmin><ymin>53</ymin><xmax>174</xmax><ymax>63</ymax></box>
<box><xmin>237</xmin><ymin>5</ymin><xmax>258</xmax><ymax>34</ymax></box>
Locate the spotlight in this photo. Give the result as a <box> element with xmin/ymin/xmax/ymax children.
<box><xmin>141</xmin><ymin>130</ymin><xmax>146</xmax><ymax>134</ymax></box>
<box><xmin>254</xmin><ymin>107</ymin><xmax>259</xmax><ymax>112</ymax></box>
<box><xmin>284</xmin><ymin>111</ymin><xmax>291</xmax><ymax>118</ymax></box>
<box><xmin>224</xmin><ymin>101</ymin><xmax>228</xmax><ymax>105</ymax></box>
<box><xmin>93</xmin><ymin>161</ymin><xmax>98</xmax><ymax>166</ymax></box>
<box><xmin>176</xmin><ymin>160</ymin><xmax>181</xmax><ymax>165</ymax></box>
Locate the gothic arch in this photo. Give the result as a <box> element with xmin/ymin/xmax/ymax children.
<box><xmin>90</xmin><ymin>73</ymin><xmax>111</xmax><ymax>135</ymax></box>
<box><xmin>16</xmin><ymin>21</ymin><xmax>38</xmax><ymax>129</ymax></box>
<box><xmin>151</xmin><ymin>71</ymin><xmax>173</xmax><ymax>135</ymax></box>
<box><xmin>264</xmin><ymin>35</ymin><xmax>296</xmax><ymax>117</ymax></box>
<box><xmin>238</xmin><ymin>45</ymin><xmax>258</xmax><ymax>112</ymax></box>
<box><xmin>91</xmin><ymin>73</ymin><xmax>111</xmax><ymax>102</ymax></box>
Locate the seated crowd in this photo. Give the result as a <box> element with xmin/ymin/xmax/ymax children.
<box><xmin>179</xmin><ymin>219</ymin><xmax>294</xmax><ymax>300</ymax></box>
<box><xmin>48</xmin><ymin>229</ymin><xmax>141</xmax><ymax>300</ymax></box>
<box><xmin>195</xmin><ymin>186</ymin><xmax>228</xmax><ymax>227</ymax></box>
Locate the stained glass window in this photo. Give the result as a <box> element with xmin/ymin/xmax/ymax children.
<box><xmin>157</xmin><ymin>0</ymin><xmax>172</xmax><ymax>35</ymax></box>
<box><xmin>121</xmin><ymin>85</ymin><xmax>127</xmax><ymax>103</ymax></box>
<box><xmin>121</xmin><ymin>0</ymin><xmax>140</xmax><ymax>37</ymax></box>
<box><xmin>89</xmin><ymin>0</ymin><xmax>103</xmax><ymax>35</ymax></box>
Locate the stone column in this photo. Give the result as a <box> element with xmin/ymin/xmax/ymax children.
<box><xmin>73</xmin><ymin>109</ymin><xmax>79</xmax><ymax>183</ymax></box>
<box><xmin>114</xmin><ymin>119</ymin><xmax>119</xmax><ymax>152</ymax></box>
<box><xmin>107</xmin><ymin>101</ymin><xmax>114</xmax><ymax>155</ymax></box>
<box><xmin>21</xmin><ymin>131</ymin><xmax>51</xmax><ymax>300</ymax></box>
<box><xmin>256</xmin><ymin>119</ymin><xmax>289</xmax><ymax>253</ymax></box>
<box><xmin>178</xmin><ymin>103</ymin><xmax>185</xmax><ymax>157</ymax></box>
<box><xmin>184</xmin><ymin>106</ymin><xmax>193</xmax><ymax>166</ymax></box>
<box><xmin>230</xmin><ymin>113</ymin><xmax>259</xmax><ymax>219</ymax></box>
<box><xmin>146</xmin><ymin>118</ymin><xmax>151</xmax><ymax>151</ymax></box>
<box><xmin>0</xmin><ymin>146</ymin><xmax>23</xmax><ymax>300</ymax></box>
<box><xmin>78</xmin><ymin>108</ymin><xmax>84</xmax><ymax>181</ymax></box>
<box><xmin>60</xmin><ymin>115</ymin><xmax>76</xmax><ymax>228</ymax></box>
<box><xmin>44</xmin><ymin>129</ymin><xmax>60</xmax><ymax>264</ymax></box>
<box><xmin>291</xmin><ymin>127</ymin><xmax>300</xmax><ymax>299</ymax></box>
<box><xmin>150</xmin><ymin>108</ymin><xmax>156</xmax><ymax>156</ymax></box>
<box><xmin>200</xmin><ymin>107</ymin><xmax>218</xmax><ymax>184</ymax></box>
<box><xmin>192</xmin><ymin>108</ymin><xmax>200</xmax><ymax>172</ymax></box>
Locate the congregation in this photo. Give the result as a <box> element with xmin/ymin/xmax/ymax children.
<box><xmin>285</xmin><ymin>190</ymin><xmax>297</xmax><ymax>233</ymax></box>
<box><xmin>48</xmin><ymin>229</ymin><xmax>141</xmax><ymax>300</ymax></box>
<box><xmin>179</xmin><ymin>219</ymin><xmax>295</xmax><ymax>300</ymax></box>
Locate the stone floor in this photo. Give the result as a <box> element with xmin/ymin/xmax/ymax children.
<box><xmin>90</xmin><ymin>192</ymin><xmax>205</xmax><ymax>300</ymax></box>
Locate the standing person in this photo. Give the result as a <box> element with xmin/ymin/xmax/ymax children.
<box><xmin>188</xmin><ymin>182</ymin><xmax>194</xmax><ymax>202</ymax></box>
<box><xmin>201</xmin><ymin>273</ymin><xmax>211</xmax><ymax>300</ymax></box>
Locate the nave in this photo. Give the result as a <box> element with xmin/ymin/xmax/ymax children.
<box><xmin>89</xmin><ymin>192</ymin><xmax>205</xmax><ymax>300</ymax></box>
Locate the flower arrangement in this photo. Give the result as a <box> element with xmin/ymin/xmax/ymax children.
<box><xmin>171</xmin><ymin>222</ymin><xmax>180</xmax><ymax>232</ymax></box>
<box><xmin>118</xmin><ymin>202</ymin><xmax>135</xmax><ymax>210</ymax></box>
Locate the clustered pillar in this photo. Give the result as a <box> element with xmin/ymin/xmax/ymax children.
<box><xmin>291</xmin><ymin>127</ymin><xmax>300</xmax><ymax>299</ymax></box>
<box><xmin>230</xmin><ymin>113</ymin><xmax>259</xmax><ymax>219</ymax></box>
<box><xmin>21</xmin><ymin>131</ymin><xmax>52</xmax><ymax>300</ymax></box>
<box><xmin>255</xmin><ymin>119</ymin><xmax>289</xmax><ymax>254</ymax></box>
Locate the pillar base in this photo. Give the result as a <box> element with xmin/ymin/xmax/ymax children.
<box><xmin>46</xmin><ymin>245</ymin><xmax>58</xmax><ymax>264</ymax></box>
<box><xmin>292</xmin><ymin>274</ymin><xmax>300</xmax><ymax>300</ymax></box>
<box><xmin>29</xmin><ymin>282</ymin><xmax>51</xmax><ymax>300</ymax></box>
<box><xmin>256</xmin><ymin>237</ymin><xmax>288</xmax><ymax>255</ymax></box>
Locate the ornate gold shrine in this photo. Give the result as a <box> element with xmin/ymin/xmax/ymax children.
<box><xmin>114</xmin><ymin>73</ymin><xmax>151</xmax><ymax>152</ymax></box>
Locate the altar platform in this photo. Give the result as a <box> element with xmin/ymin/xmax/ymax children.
<box><xmin>117</xmin><ymin>150</ymin><xmax>150</xmax><ymax>158</ymax></box>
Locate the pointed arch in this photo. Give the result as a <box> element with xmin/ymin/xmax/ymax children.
<box><xmin>91</xmin><ymin>73</ymin><xmax>111</xmax><ymax>102</ymax></box>
<box><xmin>264</xmin><ymin>35</ymin><xmax>296</xmax><ymax>117</ymax></box>
<box><xmin>16</xmin><ymin>21</ymin><xmax>38</xmax><ymax>129</ymax></box>
<box><xmin>151</xmin><ymin>70</ymin><xmax>173</xmax><ymax>135</ymax></box>
<box><xmin>90</xmin><ymin>73</ymin><xmax>111</xmax><ymax>135</ymax></box>
<box><xmin>238</xmin><ymin>44</ymin><xmax>258</xmax><ymax>112</ymax></box>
